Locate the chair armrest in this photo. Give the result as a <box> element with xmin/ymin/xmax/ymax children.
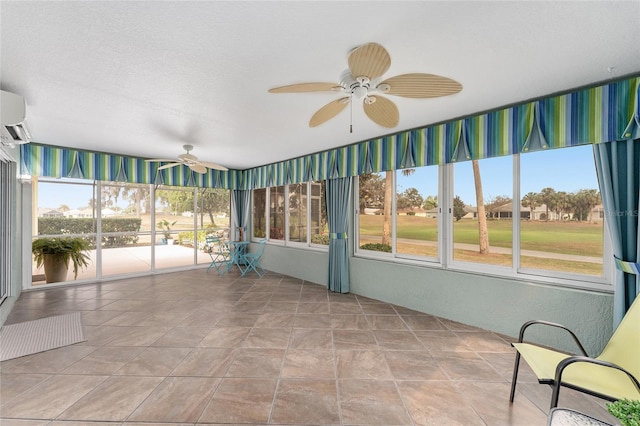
<box><xmin>515</xmin><ymin>320</ymin><xmax>588</xmax><ymax>356</ymax></box>
<box><xmin>551</xmin><ymin>356</ymin><xmax>640</xmax><ymax>406</ymax></box>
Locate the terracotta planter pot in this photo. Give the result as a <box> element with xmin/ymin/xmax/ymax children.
<box><xmin>43</xmin><ymin>255</ymin><xmax>69</xmax><ymax>283</ymax></box>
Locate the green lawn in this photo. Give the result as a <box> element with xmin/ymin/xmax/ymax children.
<box><xmin>360</xmin><ymin>215</ymin><xmax>602</xmax><ymax>257</ymax></box>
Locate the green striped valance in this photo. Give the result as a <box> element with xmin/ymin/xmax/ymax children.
<box><xmin>21</xmin><ymin>75</ymin><xmax>639</xmax><ymax>190</ymax></box>
<box><xmin>20</xmin><ymin>145</ymin><xmax>240</xmax><ymax>188</ymax></box>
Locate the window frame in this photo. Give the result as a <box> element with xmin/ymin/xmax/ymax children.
<box><xmin>251</xmin><ymin>182</ymin><xmax>329</xmax><ymax>250</ymax></box>
<box><xmin>354</xmin><ymin>153</ymin><xmax>613</xmax><ymax>292</ymax></box>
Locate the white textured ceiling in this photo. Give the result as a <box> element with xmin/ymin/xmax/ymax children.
<box><xmin>1</xmin><ymin>1</ymin><xmax>639</xmax><ymax>170</ymax></box>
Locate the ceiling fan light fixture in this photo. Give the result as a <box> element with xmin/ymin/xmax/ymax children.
<box><xmin>353</xmin><ymin>86</ymin><xmax>368</xmax><ymax>99</ymax></box>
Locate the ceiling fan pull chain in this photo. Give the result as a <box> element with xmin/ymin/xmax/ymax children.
<box><xmin>349</xmin><ymin>93</ymin><xmax>353</xmax><ymax>134</ymax></box>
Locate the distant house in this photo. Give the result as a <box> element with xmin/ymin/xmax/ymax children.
<box><xmin>397</xmin><ymin>207</ymin><xmax>428</xmax><ymax>217</ymax></box>
<box><xmin>40</xmin><ymin>209</ymin><xmax>63</xmax><ymax>218</ymax></box>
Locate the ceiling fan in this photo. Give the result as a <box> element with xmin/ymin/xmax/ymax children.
<box><xmin>145</xmin><ymin>144</ymin><xmax>228</xmax><ymax>174</ymax></box>
<box><xmin>269</xmin><ymin>42</ymin><xmax>462</xmax><ymax>131</ymax></box>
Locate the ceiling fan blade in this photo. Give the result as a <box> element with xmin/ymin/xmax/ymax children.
<box><xmin>348</xmin><ymin>43</ymin><xmax>391</xmax><ymax>79</ymax></box>
<box><xmin>189</xmin><ymin>163</ymin><xmax>207</xmax><ymax>174</ymax></box>
<box><xmin>363</xmin><ymin>95</ymin><xmax>399</xmax><ymax>128</ymax></box>
<box><xmin>309</xmin><ymin>97</ymin><xmax>350</xmax><ymax>127</ymax></box>
<box><xmin>198</xmin><ymin>161</ymin><xmax>229</xmax><ymax>171</ymax></box>
<box><xmin>379</xmin><ymin>73</ymin><xmax>463</xmax><ymax>98</ymax></box>
<box><xmin>268</xmin><ymin>82</ymin><xmax>340</xmax><ymax>93</ymax></box>
<box><xmin>157</xmin><ymin>163</ymin><xmax>182</xmax><ymax>170</ymax></box>
<box><xmin>145</xmin><ymin>158</ymin><xmax>177</xmax><ymax>163</ymax></box>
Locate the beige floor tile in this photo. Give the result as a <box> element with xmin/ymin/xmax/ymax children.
<box><xmin>335</xmin><ymin>350</ymin><xmax>393</xmax><ymax>380</ymax></box>
<box><xmin>282</xmin><ymin>349</ymin><xmax>336</xmax><ymax>379</ymax></box>
<box><xmin>383</xmin><ymin>350</ymin><xmax>449</xmax><ymax>380</ymax></box>
<box><xmin>199</xmin><ymin>326</ymin><xmax>251</xmax><ymax>347</ymax></box>
<box><xmin>242</xmin><ymin>327</ymin><xmax>291</xmax><ymax>348</ymax></box>
<box><xmin>198</xmin><ymin>378</ymin><xmax>277</xmax><ymax>424</ymax></box>
<box><xmin>330</xmin><ymin>314</ymin><xmax>370</xmax><ymax>329</ymax></box>
<box><xmin>288</xmin><ymin>328</ymin><xmax>333</xmax><ymax>349</ymax></box>
<box><xmin>367</xmin><ymin>314</ymin><xmax>409</xmax><ymax>330</ymax></box>
<box><xmin>5</xmin><ymin>271</ymin><xmax>606</xmax><ymax>425</ymax></box>
<box><xmin>456</xmin><ymin>381</ymin><xmax>548</xmax><ymax>426</ymax></box>
<box><xmin>61</xmin><ymin>346</ymin><xmax>144</xmax><ymax>375</ymax></box>
<box><xmin>0</xmin><ymin>345</ymin><xmax>98</xmax><ymax>374</ymax></box>
<box><xmin>332</xmin><ymin>330</ymin><xmax>378</xmax><ymax>350</ymax></box>
<box><xmin>58</xmin><ymin>376</ymin><xmax>163</xmax><ymax>421</ymax></box>
<box><xmin>0</xmin><ymin>373</ymin><xmax>51</xmax><ymax>402</ymax></box>
<box><xmin>127</xmin><ymin>377</ymin><xmax>220</xmax><ymax>423</ymax></box>
<box><xmin>397</xmin><ymin>380</ymin><xmax>485</xmax><ymax>426</ymax></box>
<box><xmin>114</xmin><ymin>347</ymin><xmax>192</xmax><ymax>376</ymax></box>
<box><xmin>225</xmin><ymin>348</ymin><xmax>284</xmax><ymax>377</ymax></box>
<box><xmin>339</xmin><ymin>379</ymin><xmax>412</xmax><ymax>425</ymax></box>
<box><xmin>151</xmin><ymin>326</ymin><xmax>212</xmax><ymax>347</ymax></box>
<box><xmin>271</xmin><ymin>379</ymin><xmax>340</xmax><ymax>425</ymax></box>
<box><xmin>170</xmin><ymin>348</ymin><xmax>236</xmax><ymax>377</ymax></box>
<box><xmin>373</xmin><ymin>329</ymin><xmax>425</xmax><ymax>350</ymax></box>
<box><xmin>0</xmin><ymin>374</ymin><xmax>107</xmax><ymax>419</ymax></box>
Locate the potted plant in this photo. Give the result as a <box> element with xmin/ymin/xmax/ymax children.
<box><xmin>32</xmin><ymin>237</ymin><xmax>91</xmax><ymax>283</ymax></box>
<box><xmin>607</xmin><ymin>399</ymin><xmax>640</xmax><ymax>426</ymax></box>
<box><xmin>157</xmin><ymin>219</ymin><xmax>177</xmax><ymax>245</ymax></box>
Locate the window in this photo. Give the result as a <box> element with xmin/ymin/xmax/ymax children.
<box><xmin>269</xmin><ymin>186</ymin><xmax>286</xmax><ymax>241</ymax></box>
<box><xmin>253</xmin><ymin>188</ymin><xmax>267</xmax><ymax>238</ymax></box>
<box><xmin>357</xmin><ymin>172</ymin><xmax>390</xmax><ymax>253</ymax></box>
<box><xmin>32</xmin><ymin>178</ymin><xmax>98</xmax><ymax>285</ymax></box>
<box><xmin>519</xmin><ymin>146</ymin><xmax>603</xmax><ymax>277</ymax></box>
<box><xmin>31</xmin><ymin>179</ymin><xmax>231</xmax><ymax>283</ymax></box>
<box><xmin>396</xmin><ymin>166</ymin><xmax>439</xmax><ymax>260</ymax></box>
<box><xmin>101</xmin><ymin>182</ymin><xmax>151</xmax><ymax>276</ymax></box>
<box><xmin>252</xmin><ymin>182</ymin><xmax>328</xmax><ymax>247</ymax></box>
<box><xmin>452</xmin><ymin>156</ymin><xmax>513</xmax><ymax>267</ymax></box>
<box><xmin>355</xmin><ymin>147</ymin><xmax>609</xmax><ymax>288</ymax></box>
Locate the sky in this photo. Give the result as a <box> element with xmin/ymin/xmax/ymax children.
<box><xmin>396</xmin><ymin>144</ymin><xmax>599</xmax><ymax>205</ymax></box>
<box><xmin>37</xmin><ymin>145</ymin><xmax>599</xmax><ymax>209</ymax></box>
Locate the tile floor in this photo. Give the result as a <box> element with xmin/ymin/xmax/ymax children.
<box><xmin>0</xmin><ymin>269</ymin><xmax>617</xmax><ymax>425</ymax></box>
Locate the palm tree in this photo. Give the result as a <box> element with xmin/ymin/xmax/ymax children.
<box><xmin>472</xmin><ymin>160</ymin><xmax>489</xmax><ymax>254</ymax></box>
<box><xmin>521</xmin><ymin>192</ymin><xmax>539</xmax><ymax>220</ymax></box>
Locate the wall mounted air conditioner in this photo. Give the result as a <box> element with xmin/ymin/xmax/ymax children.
<box><xmin>1</xmin><ymin>90</ymin><xmax>31</xmax><ymax>146</ymax></box>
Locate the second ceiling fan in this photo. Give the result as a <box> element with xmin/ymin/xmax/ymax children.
<box><xmin>269</xmin><ymin>42</ymin><xmax>463</xmax><ymax>131</ymax></box>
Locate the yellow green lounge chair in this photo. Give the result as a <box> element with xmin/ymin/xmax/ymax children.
<box><xmin>509</xmin><ymin>295</ymin><xmax>640</xmax><ymax>408</ymax></box>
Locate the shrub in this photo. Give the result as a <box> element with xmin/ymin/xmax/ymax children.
<box><xmin>311</xmin><ymin>234</ymin><xmax>329</xmax><ymax>245</ymax></box>
<box><xmin>359</xmin><ymin>243</ymin><xmax>392</xmax><ymax>252</ymax></box>
<box><xmin>38</xmin><ymin>217</ymin><xmax>141</xmax><ymax>248</ymax></box>
<box><xmin>607</xmin><ymin>399</ymin><xmax>640</xmax><ymax>426</ymax></box>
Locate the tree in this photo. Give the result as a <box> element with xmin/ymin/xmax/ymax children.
<box><xmin>58</xmin><ymin>204</ymin><xmax>70</xmax><ymax>212</ymax></box>
<box><xmin>358</xmin><ymin>173</ymin><xmax>385</xmax><ymax>213</ymax></box>
<box><xmin>382</xmin><ymin>169</ymin><xmax>415</xmax><ymax>245</ymax></box>
<box><xmin>198</xmin><ymin>188</ymin><xmax>229</xmax><ymax>228</ymax></box>
<box><xmin>521</xmin><ymin>192</ymin><xmax>539</xmax><ymax>220</ymax></box>
<box><xmin>423</xmin><ymin>195</ymin><xmax>438</xmax><ymax>210</ymax></box>
<box><xmin>397</xmin><ymin>187</ymin><xmax>423</xmax><ymax>210</ymax></box>
<box><xmin>453</xmin><ymin>196</ymin><xmax>466</xmax><ymax>221</ymax></box>
<box><xmin>485</xmin><ymin>195</ymin><xmax>512</xmax><ymax>219</ymax></box>
<box><xmin>554</xmin><ymin>191</ymin><xmax>570</xmax><ymax>221</ymax></box>
<box><xmin>538</xmin><ymin>187</ymin><xmax>557</xmax><ymax>221</ymax></box>
<box><xmin>570</xmin><ymin>189</ymin><xmax>601</xmax><ymax>222</ymax></box>
<box><xmin>472</xmin><ymin>160</ymin><xmax>489</xmax><ymax>254</ymax></box>
<box><xmin>122</xmin><ymin>185</ymin><xmax>150</xmax><ymax>218</ymax></box>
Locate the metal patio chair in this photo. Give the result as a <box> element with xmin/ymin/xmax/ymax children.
<box><xmin>509</xmin><ymin>295</ymin><xmax>640</xmax><ymax>408</ymax></box>
<box><xmin>205</xmin><ymin>236</ymin><xmax>231</xmax><ymax>275</ymax></box>
<box><xmin>242</xmin><ymin>239</ymin><xmax>266</xmax><ymax>277</ymax></box>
